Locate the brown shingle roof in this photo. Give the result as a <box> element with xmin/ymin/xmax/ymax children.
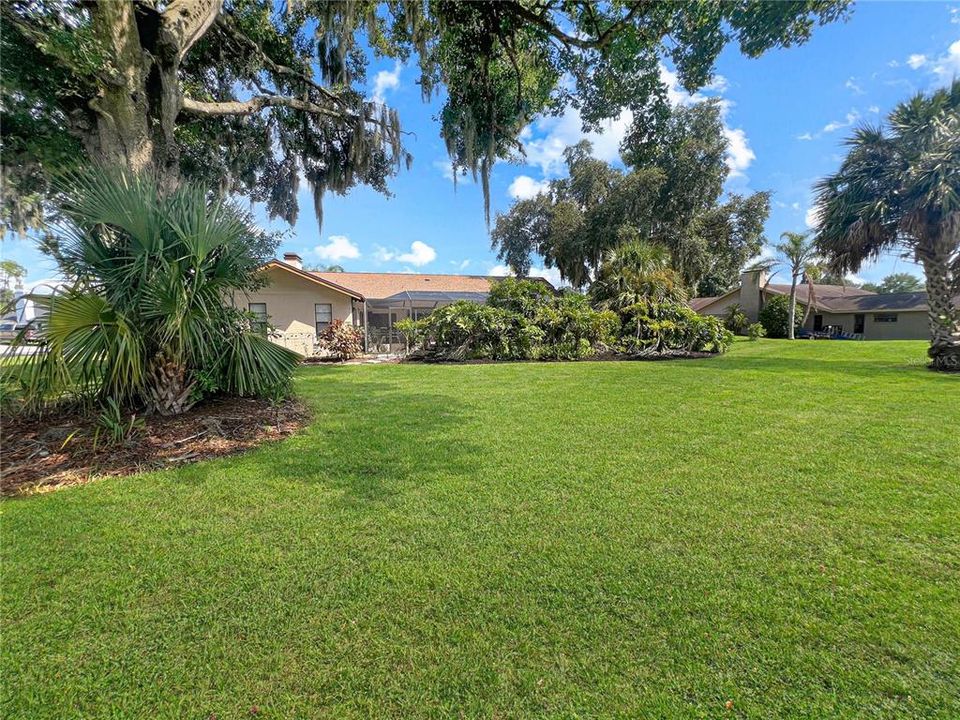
<box><xmin>765</xmin><ymin>283</ymin><xmax>875</xmax><ymax>305</ymax></box>
<box><xmin>690</xmin><ymin>296</ymin><xmax>720</xmax><ymax>311</ymax></box>
<box><xmin>312</xmin><ymin>271</ymin><xmax>552</xmax><ymax>299</ymax></box>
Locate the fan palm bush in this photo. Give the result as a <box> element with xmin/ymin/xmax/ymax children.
<box><xmin>813</xmin><ymin>80</ymin><xmax>960</xmax><ymax>371</ymax></box>
<box><xmin>589</xmin><ymin>240</ymin><xmax>687</xmax><ymax>313</ymax></box>
<box><xmin>4</xmin><ymin>170</ymin><xmax>301</xmax><ymax>415</ymax></box>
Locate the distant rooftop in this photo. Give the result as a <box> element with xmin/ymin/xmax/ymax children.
<box><xmin>311</xmin><ymin>270</ymin><xmax>553</xmax><ymax>300</ymax></box>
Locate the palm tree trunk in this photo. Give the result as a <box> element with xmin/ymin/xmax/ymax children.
<box><xmin>919</xmin><ymin>248</ymin><xmax>960</xmax><ymax>372</ymax></box>
<box><xmin>146</xmin><ymin>352</ymin><xmax>196</xmax><ymax>415</ymax></box>
<box><xmin>787</xmin><ymin>278</ymin><xmax>798</xmax><ymax>340</ymax></box>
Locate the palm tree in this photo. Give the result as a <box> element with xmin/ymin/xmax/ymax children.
<box><xmin>589</xmin><ymin>240</ymin><xmax>687</xmax><ymax>313</ymax></box>
<box><xmin>775</xmin><ymin>231</ymin><xmax>819</xmax><ymax>339</ymax></box>
<box><xmin>5</xmin><ymin>170</ymin><xmax>301</xmax><ymax>415</ymax></box>
<box><xmin>813</xmin><ymin>80</ymin><xmax>960</xmax><ymax>371</ymax></box>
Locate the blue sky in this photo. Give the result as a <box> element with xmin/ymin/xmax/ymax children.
<box><xmin>6</xmin><ymin>1</ymin><xmax>959</xmax><ymax>289</ymax></box>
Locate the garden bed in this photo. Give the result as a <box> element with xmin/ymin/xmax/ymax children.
<box><xmin>1</xmin><ymin>397</ymin><xmax>309</xmax><ymax>496</ymax></box>
<box><xmin>403</xmin><ymin>349</ymin><xmax>720</xmax><ymax>363</ymax></box>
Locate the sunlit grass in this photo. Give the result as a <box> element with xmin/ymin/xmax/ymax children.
<box><xmin>3</xmin><ymin>340</ymin><xmax>958</xmax><ymax>718</ymax></box>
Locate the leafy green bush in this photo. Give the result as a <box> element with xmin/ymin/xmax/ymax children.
<box><xmin>318</xmin><ymin>320</ymin><xmax>364</xmax><ymax>360</ymax></box>
<box><xmin>758</xmin><ymin>295</ymin><xmax>801</xmax><ymax>339</ymax></box>
<box><xmin>620</xmin><ymin>300</ymin><xmax>734</xmax><ymax>354</ymax></box>
<box><xmin>403</xmin><ymin>279</ymin><xmax>731</xmax><ymax>362</ymax></box>
<box><xmin>92</xmin><ymin>398</ymin><xmax>146</xmax><ymax>450</ymax></box>
<box><xmin>533</xmin><ymin>292</ymin><xmax>619</xmax><ymax>360</ymax></box>
<box><xmin>747</xmin><ymin>322</ymin><xmax>766</xmax><ymax>341</ymax></box>
<box><xmin>724</xmin><ymin>304</ymin><xmax>749</xmax><ymax>334</ymax></box>
<box><xmin>2</xmin><ymin>169</ymin><xmax>302</xmax><ymax>416</ymax></box>
<box><xmin>487</xmin><ymin>278</ymin><xmax>556</xmax><ymax>319</ymax></box>
<box><xmin>407</xmin><ymin>301</ymin><xmax>540</xmax><ymax>361</ymax></box>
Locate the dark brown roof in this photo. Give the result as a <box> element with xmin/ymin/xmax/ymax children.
<box><xmin>690</xmin><ymin>296</ymin><xmax>720</xmax><ymax>311</ymax></box>
<box><xmin>765</xmin><ymin>283</ymin><xmax>875</xmax><ymax>305</ymax></box>
<box><xmin>312</xmin><ymin>271</ymin><xmax>554</xmax><ymax>300</ymax></box>
<box><xmin>815</xmin><ymin>291</ymin><xmax>942</xmax><ymax>313</ymax></box>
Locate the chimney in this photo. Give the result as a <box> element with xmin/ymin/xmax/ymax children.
<box><xmin>283</xmin><ymin>252</ymin><xmax>303</xmax><ymax>270</ymax></box>
<box><xmin>739</xmin><ymin>268</ymin><xmax>767</xmax><ymax>322</ymax></box>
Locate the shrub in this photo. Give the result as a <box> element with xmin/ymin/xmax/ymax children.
<box><xmin>487</xmin><ymin>278</ymin><xmax>555</xmax><ymax>319</ymax></box>
<box><xmin>534</xmin><ymin>292</ymin><xmax>619</xmax><ymax>360</ymax></box>
<box><xmin>724</xmin><ymin>304</ymin><xmax>749</xmax><ymax>334</ymax></box>
<box><xmin>408</xmin><ymin>301</ymin><xmax>539</xmax><ymax>361</ymax></box>
<box><xmin>747</xmin><ymin>322</ymin><xmax>766</xmax><ymax>341</ymax></box>
<box><xmin>1</xmin><ymin>169</ymin><xmax>301</xmax><ymax>416</ymax></box>
<box><xmin>620</xmin><ymin>300</ymin><xmax>734</xmax><ymax>354</ymax></box>
<box><xmin>92</xmin><ymin>398</ymin><xmax>146</xmax><ymax>450</ymax></box>
<box><xmin>758</xmin><ymin>295</ymin><xmax>801</xmax><ymax>339</ymax></box>
<box><xmin>317</xmin><ymin>320</ymin><xmax>364</xmax><ymax>360</ymax></box>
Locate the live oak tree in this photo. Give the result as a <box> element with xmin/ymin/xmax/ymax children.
<box><xmin>491</xmin><ymin>102</ymin><xmax>771</xmax><ymax>293</ymax></box>
<box><xmin>861</xmin><ymin>272</ymin><xmax>925</xmax><ymax>294</ymax></box>
<box><xmin>2</xmin><ymin>0</ymin><xmax>848</xmax><ymax>234</ymax></box>
<box><xmin>814</xmin><ymin>80</ymin><xmax>960</xmax><ymax>371</ymax></box>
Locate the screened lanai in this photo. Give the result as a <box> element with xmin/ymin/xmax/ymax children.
<box><xmin>363</xmin><ymin>290</ymin><xmax>490</xmax><ymax>351</ymax></box>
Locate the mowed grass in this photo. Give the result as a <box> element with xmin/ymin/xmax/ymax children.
<box><xmin>2</xmin><ymin>340</ymin><xmax>958</xmax><ymax>719</ymax></box>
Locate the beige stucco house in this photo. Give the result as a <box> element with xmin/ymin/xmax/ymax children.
<box><xmin>242</xmin><ymin>254</ymin><xmax>552</xmax><ymax>353</ymax></box>
<box><xmin>692</xmin><ymin>269</ymin><xmax>934</xmax><ymax>340</ymax></box>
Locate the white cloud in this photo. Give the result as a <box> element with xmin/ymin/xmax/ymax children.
<box><xmin>705</xmin><ymin>74</ymin><xmax>729</xmax><ymax>93</ymax></box>
<box><xmin>520</xmin><ymin>107</ymin><xmax>633</xmax><ymax>176</ymax></box>
<box><xmin>951</xmin><ymin>7</ymin><xmax>960</xmax><ymax>24</ymax></box>
<box><xmin>433</xmin><ymin>160</ymin><xmax>471</xmax><ymax>184</ymax></box>
<box><xmin>931</xmin><ymin>40</ymin><xmax>960</xmax><ymax>86</ymax></box>
<box><xmin>371</xmin><ymin>61</ymin><xmax>401</xmax><ymax>103</ymax></box>
<box><xmin>517</xmin><ymin>63</ymin><xmax>749</xmax><ymax>180</ymax></box>
<box><xmin>451</xmin><ymin>260</ymin><xmax>471</xmax><ymax>271</ymax></box>
<box><xmin>377</xmin><ymin>241</ymin><xmax>437</xmax><ymax>267</ymax></box>
<box><xmin>791</xmin><ymin>202</ymin><xmax>801</xmax><ymax>211</ymax></box>
<box><xmin>822</xmin><ymin>110</ymin><xmax>859</xmax><ymax>134</ymax></box>
<box><xmin>805</xmin><ymin>207</ymin><xmax>821</xmax><ymax>230</ymax></box>
<box><xmin>508</xmin><ymin>175</ymin><xmax>550</xmax><ymax>200</ymax></box>
<box><xmin>845</xmin><ymin>78</ymin><xmax>865</xmax><ymax>95</ymax></box>
<box><xmin>846</xmin><ymin>273</ymin><xmax>866</xmax><ymax>286</ymax></box>
<box><xmin>488</xmin><ymin>264</ymin><xmax>565</xmax><ymax>288</ymax></box>
<box><xmin>888</xmin><ymin>60</ymin><xmax>901</xmax><ymax>68</ymax></box>
<box><xmin>398</xmin><ymin>241</ymin><xmax>436</xmax><ymax>266</ymax></box>
<box><xmin>796</xmin><ymin>132</ymin><xmax>814</xmax><ymax>141</ymax></box>
<box><xmin>868</xmin><ymin>105</ymin><xmax>880</xmax><ymax>114</ymax></box>
<box><xmin>907</xmin><ymin>53</ymin><xmax>928</xmax><ymax>70</ymax></box>
<box><xmin>314</xmin><ymin>235</ymin><xmax>360</xmax><ymax>261</ymax></box>
<box><xmin>722</xmin><ymin>126</ymin><xmax>754</xmax><ymax>178</ymax></box>
<box><xmin>744</xmin><ymin>244</ymin><xmax>776</xmax><ymax>269</ymax></box>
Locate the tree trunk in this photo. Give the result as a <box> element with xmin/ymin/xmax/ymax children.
<box><xmin>146</xmin><ymin>353</ymin><xmax>196</xmax><ymax>416</ymax></box>
<box><xmin>83</xmin><ymin>1</ymin><xmax>222</xmax><ymax>191</ymax></box>
<box><xmin>787</xmin><ymin>277</ymin><xmax>798</xmax><ymax>340</ymax></box>
<box><xmin>88</xmin><ymin>2</ymin><xmax>157</xmax><ymax>176</ymax></box>
<box><xmin>919</xmin><ymin>241</ymin><xmax>960</xmax><ymax>372</ymax></box>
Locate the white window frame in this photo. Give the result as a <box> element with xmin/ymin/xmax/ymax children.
<box><xmin>248</xmin><ymin>302</ymin><xmax>268</xmax><ymax>334</ymax></box>
<box><xmin>315</xmin><ymin>303</ymin><xmax>333</xmax><ymax>334</ymax></box>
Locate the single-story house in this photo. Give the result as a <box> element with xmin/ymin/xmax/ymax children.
<box><xmin>691</xmin><ymin>269</ymin><xmax>939</xmax><ymax>340</ymax></box>
<box><xmin>243</xmin><ymin>253</ymin><xmax>553</xmax><ymax>353</ymax></box>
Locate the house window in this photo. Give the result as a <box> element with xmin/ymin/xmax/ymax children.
<box><xmin>315</xmin><ymin>303</ymin><xmax>333</xmax><ymax>334</ymax></box>
<box><xmin>813</xmin><ymin>314</ymin><xmax>823</xmax><ymax>332</ymax></box>
<box><xmin>854</xmin><ymin>314</ymin><xmax>865</xmax><ymax>334</ymax></box>
<box><xmin>248</xmin><ymin>302</ymin><xmax>267</xmax><ymax>334</ymax></box>
<box><xmin>874</xmin><ymin>313</ymin><xmax>898</xmax><ymax>323</ymax></box>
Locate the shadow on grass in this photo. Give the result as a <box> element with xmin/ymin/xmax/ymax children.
<box><xmin>170</xmin><ymin>370</ymin><xmax>485</xmax><ymax>510</ymax></box>
<box><xmin>714</xmin><ymin>353</ymin><xmax>951</xmax><ymax>380</ymax></box>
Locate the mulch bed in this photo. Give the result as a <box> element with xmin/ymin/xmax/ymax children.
<box><xmin>1</xmin><ymin>397</ymin><xmax>309</xmax><ymax>496</ymax></box>
<box><xmin>403</xmin><ymin>349</ymin><xmax>719</xmax><ymax>364</ymax></box>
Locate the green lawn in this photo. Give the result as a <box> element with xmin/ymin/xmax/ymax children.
<box><xmin>3</xmin><ymin>340</ymin><xmax>958</xmax><ymax>719</ymax></box>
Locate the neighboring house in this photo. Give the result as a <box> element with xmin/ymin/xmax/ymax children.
<box><xmin>244</xmin><ymin>254</ymin><xmax>553</xmax><ymax>352</ymax></box>
<box><xmin>692</xmin><ymin>269</ymin><xmax>939</xmax><ymax>340</ymax></box>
